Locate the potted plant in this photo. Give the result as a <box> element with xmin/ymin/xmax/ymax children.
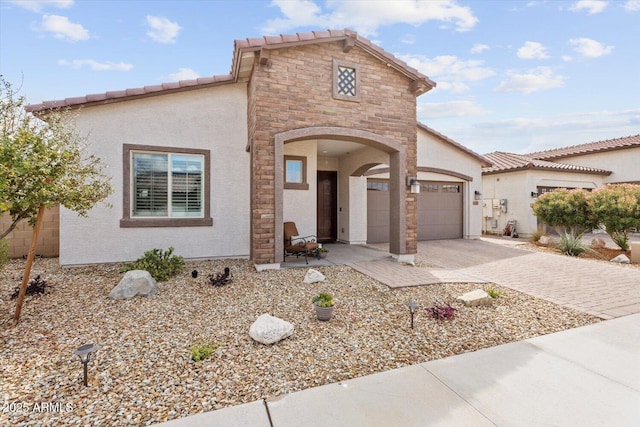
<box><xmin>317</xmin><ymin>246</ymin><xmax>329</xmax><ymax>259</ymax></box>
<box><xmin>312</xmin><ymin>292</ymin><xmax>335</xmax><ymax>321</ymax></box>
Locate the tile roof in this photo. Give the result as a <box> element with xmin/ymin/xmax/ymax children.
<box><xmin>417</xmin><ymin>123</ymin><xmax>491</xmax><ymax>167</ymax></box>
<box><xmin>528</xmin><ymin>134</ymin><xmax>640</xmax><ymax>160</ymax></box>
<box><xmin>27</xmin><ymin>29</ymin><xmax>435</xmax><ymax>113</ymax></box>
<box><xmin>482</xmin><ymin>151</ymin><xmax>612</xmax><ymax>175</ymax></box>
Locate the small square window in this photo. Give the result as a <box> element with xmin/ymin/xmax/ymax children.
<box><xmin>442</xmin><ymin>184</ymin><xmax>461</xmax><ymax>193</ymax></box>
<box><xmin>284</xmin><ymin>155</ymin><xmax>309</xmax><ymax>190</ymax></box>
<box><xmin>333</xmin><ymin>59</ymin><xmax>361</xmax><ymax>102</ymax></box>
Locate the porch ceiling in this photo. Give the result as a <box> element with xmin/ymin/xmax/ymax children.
<box><xmin>317</xmin><ymin>139</ymin><xmax>367</xmax><ymax>157</ymax></box>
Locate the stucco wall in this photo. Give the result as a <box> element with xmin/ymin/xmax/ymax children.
<box><xmin>62</xmin><ymin>84</ymin><xmax>250</xmax><ymax>265</ymax></box>
<box><xmin>556</xmin><ymin>147</ymin><xmax>640</xmax><ymax>184</ymax></box>
<box><xmin>482</xmin><ymin>170</ymin><xmax>604</xmax><ymax>236</ymax></box>
<box><xmin>283</xmin><ymin>141</ymin><xmax>317</xmax><ymax>237</ymax></box>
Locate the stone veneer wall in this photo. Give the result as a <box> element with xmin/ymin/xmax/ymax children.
<box><xmin>1</xmin><ymin>205</ymin><xmax>59</xmax><ymax>258</ymax></box>
<box><xmin>248</xmin><ymin>41</ymin><xmax>418</xmax><ymax>264</ymax></box>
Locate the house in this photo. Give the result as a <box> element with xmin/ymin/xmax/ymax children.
<box><xmin>26</xmin><ymin>29</ymin><xmax>488</xmax><ymax>269</ymax></box>
<box><xmin>482</xmin><ymin>134</ymin><xmax>640</xmax><ymax>236</ymax></box>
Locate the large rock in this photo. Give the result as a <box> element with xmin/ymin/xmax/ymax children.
<box><xmin>109</xmin><ymin>270</ymin><xmax>157</xmax><ymax>300</ymax></box>
<box><xmin>610</xmin><ymin>254</ymin><xmax>630</xmax><ymax>264</ymax></box>
<box><xmin>249</xmin><ymin>314</ymin><xmax>294</xmax><ymax>345</ymax></box>
<box><xmin>456</xmin><ymin>289</ymin><xmax>493</xmax><ymax>307</ymax></box>
<box><xmin>591</xmin><ymin>238</ymin><xmax>606</xmax><ymax>249</ymax></box>
<box><xmin>303</xmin><ymin>268</ymin><xmax>325</xmax><ymax>284</ymax></box>
<box><xmin>538</xmin><ymin>235</ymin><xmax>552</xmax><ymax>246</ymax></box>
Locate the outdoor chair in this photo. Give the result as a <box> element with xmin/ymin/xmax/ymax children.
<box><xmin>283</xmin><ymin>222</ymin><xmax>319</xmax><ymax>264</ymax></box>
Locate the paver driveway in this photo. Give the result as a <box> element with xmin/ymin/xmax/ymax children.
<box><xmin>356</xmin><ymin>239</ymin><xmax>640</xmax><ymax>319</ymax></box>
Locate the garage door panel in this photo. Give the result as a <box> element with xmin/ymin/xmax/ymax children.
<box><xmin>367</xmin><ymin>181</ymin><xmax>463</xmax><ymax>242</ymax></box>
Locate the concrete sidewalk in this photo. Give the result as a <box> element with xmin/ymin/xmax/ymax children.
<box><xmin>154</xmin><ymin>313</ymin><xmax>640</xmax><ymax>427</ymax></box>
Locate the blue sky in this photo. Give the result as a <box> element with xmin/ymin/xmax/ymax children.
<box><xmin>1</xmin><ymin>0</ymin><xmax>639</xmax><ymax>154</ymax></box>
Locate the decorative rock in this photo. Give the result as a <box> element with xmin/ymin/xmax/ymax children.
<box><xmin>303</xmin><ymin>268</ymin><xmax>325</xmax><ymax>284</ymax></box>
<box><xmin>109</xmin><ymin>270</ymin><xmax>157</xmax><ymax>300</ymax></box>
<box><xmin>610</xmin><ymin>254</ymin><xmax>630</xmax><ymax>264</ymax></box>
<box><xmin>538</xmin><ymin>235</ymin><xmax>552</xmax><ymax>246</ymax></box>
<box><xmin>591</xmin><ymin>238</ymin><xmax>606</xmax><ymax>249</ymax></box>
<box><xmin>456</xmin><ymin>289</ymin><xmax>493</xmax><ymax>307</ymax></box>
<box><xmin>249</xmin><ymin>314</ymin><xmax>294</xmax><ymax>345</ymax></box>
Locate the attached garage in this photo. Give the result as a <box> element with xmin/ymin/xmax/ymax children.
<box><xmin>367</xmin><ymin>180</ymin><xmax>463</xmax><ymax>243</ymax></box>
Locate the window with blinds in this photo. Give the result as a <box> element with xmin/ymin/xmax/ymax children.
<box><xmin>132</xmin><ymin>152</ymin><xmax>203</xmax><ymax>218</ymax></box>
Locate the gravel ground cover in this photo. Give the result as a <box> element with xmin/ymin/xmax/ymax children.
<box><xmin>1</xmin><ymin>257</ymin><xmax>599</xmax><ymax>426</ymax></box>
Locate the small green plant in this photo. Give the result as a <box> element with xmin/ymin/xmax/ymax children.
<box><xmin>312</xmin><ymin>292</ymin><xmax>334</xmax><ymax>307</ymax></box>
<box><xmin>557</xmin><ymin>232</ymin><xmax>589</xmax><ymax>256</ymax></box>
<box><xmin>191</xmin><ymin>343</ymin><xmax>218</xmax><ymax>362</ymax></box>
<box><xmin>11</xmin><ymin>275</ymin><xmax>51</xmax><ymax>299</ymax></box>
<box><xmin>0</xmin><ymin>238</ymin><xmax>8</xmax><ymax>271</ymax></box>
<box><xmin>485</xmin><ymin>284</ymin><xmax>501</xmax><ymax>299</ymax></box>
<box><xmin>317</xmin><ymin>247</ymin><xmax>329</xmax><ymax>253</ymax></box>
<box><xmin>121</xmin><ymin>247</ymin><xmax>185</xmax><ymax>281</ymax></box>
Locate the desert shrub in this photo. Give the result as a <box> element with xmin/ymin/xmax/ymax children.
<box><xmin>121</xmin><ymin>247</ymin><xmax>184</xmax><ymax>281</ymax></box>
<box><xmin>191</xmin><ymin>343</ymin><xmax>217</xmax><ymax>362</ymax></box>
<box><xmin>557</xmin><ymin>232</ymin><xmax>589</xmax><ymax>256</ymax></box>
<box><xmin>532</xmin><ymin>188</ymin><xmax>598</xmax><ymax>237</ymax></box>
<box><xmin>530</xmin><ymin>229</ymin><xmax>545</xmax><ymax>243</ymax></box>
<box><xmin>485</xmin><ymin>284</ymin><xmax>501</xmax><ymax>298</ymax></box>
<box><xmin>589</xmin><ymin>184</ymin><xmax>640</xmax><ymax>251</ymax></box>
<box><xmin>11</xmin><ymin>275</ymin><xmax>51</xmax><ymax>299</ymax></box>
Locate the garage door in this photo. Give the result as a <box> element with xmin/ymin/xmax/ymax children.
<box><xmin>366</xmin><ymin>180</ymin><xmax>463</xmax><ymax>242</ymax></box>
<box><xmin>417</xmin><ymin>182</ymin><xmax>463</xmax><ymax>240</ymax></box>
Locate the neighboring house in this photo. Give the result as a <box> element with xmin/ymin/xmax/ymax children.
<box><xmin>27</xmin><ymin>29</ymin><xmax>487</xmax><ymax>269</ymax></box>
<box><xmin>482</xmin><ymin>134</ymin><xmax>640</xmax><ymax>236</ymax></box>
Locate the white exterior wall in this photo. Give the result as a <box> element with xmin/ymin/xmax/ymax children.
<box><xmin>417</xmin><ymin>129</ymin><xmax>484</xmax><ymax>239</ymax></box>
<box><xmin>62</xmin><ymin>84</ymin><xmax>250</xmax><ymax>265</ymax></box>
<box><xmin>482</xmin><ymin>170</ymin><xmax>604</xmax><ymax>236</ymax></box>
<box><xmin>283</xmin><ymin>140</ymin><xmax>318</xmax><ymax>237</ymax></box>
<box><xmin>556</xmin><ymin>148</ymin><xmax>640</xmax><ymax>184</ymax></box>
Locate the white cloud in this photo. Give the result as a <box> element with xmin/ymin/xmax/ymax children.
<box><xmin>40</xmin><ymin>14</ymin><xmax>89</xmax><ymax>41</ymax></box>
<box><xmin>494</xmin><ymin>67</ymin><xmax>565</xmax><ymax>94</ymax></box>
<box><xmin>517</xmin><ymin>41</ymin><xmax>550</xmax><ymax>59</ymax></box>
<box><xmin>418</xmin><ymin>100</ymin><xmax>488</xmax><ymax>118</ymax></box>
<box><xmin>8</xmin><ymin>0</ymin><xmax>73</xmax><ymax>12</ymax></box>
<box><xmin>262</xmin><ymin>0</ymin><xmax>478</xmax><ymax>36</ymax></box>
<box><xmin>400</xmin><ymin>33</ymin><xmax>416</xmax><ymax>44</ymax></box>
<box><xmin>569</xmin><ymin>37</ymin><xmax>613</xmax><ymax>58</ymax></box>
<box><xmin>562</xmin><ymin>55</ymin><xmax>573</xmax><ymax>62</ymax></box>
<box><xmin>625</xmin><ymin>0</ymin><xmax>640</xmax><ymax>11</ymax></box>
<box><xmin>146</xmin><ymin>15</ymin><xmax>181</xmax><ymax>43</ymax></box>
<box><xmin>569</xmin><ymin>0</ymin><xmax>608</xmax><ymax>14</ymax></box>
<box><xmin>470</xmin><ymin>43</ymin><xmax>489</xmax><ymax>54</ymax></box>
<box><xmin>168</xmin><ymin>68</ymin><xmax>200</xmax><ymax>81</ymax></box>
<box><xmin>57</xmin><ymin>59</ymin><xmax>133</xmax><ymax>71</ymax></box>
<box><xmin>397</xmin><ymin>53</ymin><xmax>495</xmax><ymax>93</ymax></box>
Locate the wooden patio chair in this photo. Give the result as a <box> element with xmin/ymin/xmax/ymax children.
<box><xmin>283</xmin><ymin>222</ymin><xmax>319</xmax><ymax>264</ymax></box>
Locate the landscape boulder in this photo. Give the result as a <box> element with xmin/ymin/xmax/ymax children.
<box><xmin>456</xmin><ymin>289</ymin><xmax>493</xmax><ymax>307</ymax></box>
<box><xmin>249</xmin><ymin>314</ymin><xmax>294</xmax><ymax>345</ymax></box>
<box><xmin>538</xmin><ymin>235</ymin><xmax>552</xmax><ymax>246</ymax></box>
<box><xmin>610</xmin><ymin>254</ymin><xmax>630</xmax><ymax>264</ymax></box>
<box><xmin>303</xmin><ymin>268</ymin><xmax>325</xmax><ymax>284</ymax></box>
<box><xmin>591</xmin><ymin>238</ymin><xmax>606</xmax><ymax>249</ymax></box>
<box><xmin>109</xmin><ymin>270</ymin><xmax>157</xmax><ymax>300</ymax></box>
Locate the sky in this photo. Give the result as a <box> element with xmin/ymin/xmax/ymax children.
<box><xmin>1</xmin><ymin>0</ymin><xmax>639</xmax><ymax>155</ymax></box>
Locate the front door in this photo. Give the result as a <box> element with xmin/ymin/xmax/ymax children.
<box><xmin>317</xmin><ymin>171</ymin><xmax>337</xmax><ymax>242</ymax></box>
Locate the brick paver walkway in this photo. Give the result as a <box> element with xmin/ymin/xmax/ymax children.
<box><xmin>358</xmin><ymin>240</ymin><xmax>640</xmax><ymax>320</ymax></box>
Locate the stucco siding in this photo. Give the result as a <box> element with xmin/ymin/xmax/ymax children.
<box><xmin>556</xmin><ymin>148</ymin><xmax>640</xmax><ymax>184</ymax></box>
<box><xmin>61</xmin><ymin>84</ymin><xmax>249</xmax><ymax>265</ymax></box>
<box><xmin>283</xmin><ymin>141</ymin><xmax>318</xmax><ymax>238</ymax></box>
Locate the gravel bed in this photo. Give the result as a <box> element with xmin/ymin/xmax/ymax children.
<box><xmin>1</xmin><ymin>257</ymin><xmax>599</xmax><ymax>426</ymax></box>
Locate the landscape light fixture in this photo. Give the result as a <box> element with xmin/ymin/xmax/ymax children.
<box><xmin>406</xmin><ymin>301</ymin><xmax>419</xmax><ymax>329</ymax></box>
<box><xmin>531</xmin><ymin>191</ymin><xmax>538</xmax><ymax>198</ymax></box>
<box><xmin>474</xmin><ymin>190</ymin><xmax>482</xmax><ymax>201</ymax></box>
<box><xmin>73</xmin><ymin>343</ymin><xmax>97</xmax><ymax>387</ymax></box>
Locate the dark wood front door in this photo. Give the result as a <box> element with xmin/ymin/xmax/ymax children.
<box><xmin>317</xmin><ymin>171</ymin><xmax>337</xmax><ymax>242</ymax></box>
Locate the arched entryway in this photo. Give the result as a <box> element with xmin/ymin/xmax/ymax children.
<box><xmin>267</xmin><ymin>126</ymin><xmax>413</xmax><ymax>267</ymax></box>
